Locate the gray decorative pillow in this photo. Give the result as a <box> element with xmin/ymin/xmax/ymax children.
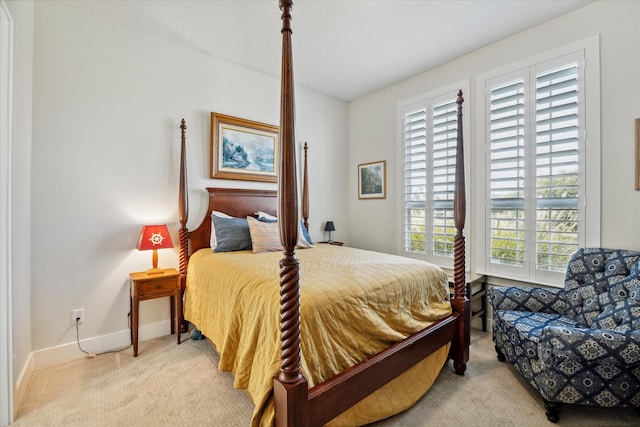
<box><xmin>212</xmin><ymin>215</ymin><xmax>252</xmax><ymax>253</ymax></box>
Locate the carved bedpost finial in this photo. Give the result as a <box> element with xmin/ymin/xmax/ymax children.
<box><xmin>279</xmin><ymin>0</ymin><xmax>293</xmax><ymax>32</ymax></box>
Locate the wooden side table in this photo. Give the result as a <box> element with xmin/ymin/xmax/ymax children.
<box><xmin>448</xmin><ymin>272</ymin><xmax>488</xmax><ymax>332</ymax></box>
<box><xmin>129</xmin><ymin>268</ymin><xmax>181</xmax><ymax>357</ymax></box>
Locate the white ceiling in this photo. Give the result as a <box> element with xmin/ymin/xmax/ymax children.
<box><xmin>72</xmin><ymin>0</ymin><xmax>593</xmax><ymax>101</ymax></box>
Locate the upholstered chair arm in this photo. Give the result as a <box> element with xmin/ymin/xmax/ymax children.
<box><xmin>540</xmin><ymin>326</ymin><xmax>640</xmax><ymax>365</ymax></box>
<box><xmin>489</xmin><ymin>285</ymin><xmax>567</xmax><ymax>314</ymax></box>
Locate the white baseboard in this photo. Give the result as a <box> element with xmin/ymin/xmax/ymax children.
<box><xmin>13</xmin><ymin>351</ymin><xmax>34</xmax><ymax>418</ymax></box>
<box><xmin>31</xmin><ymin>319</ymin><xmax>173</xmax><ymax>370</ymax></box>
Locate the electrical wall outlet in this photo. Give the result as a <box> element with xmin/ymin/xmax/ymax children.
<box><xmin>72</xmin><ymin>308</ymin><xmax>85</xmax><ymax>324</ymax></box>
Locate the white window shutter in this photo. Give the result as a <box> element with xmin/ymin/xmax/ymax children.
<box><xmin>431</xmin><ymin>99</ymin><xmax>458</xmax><ymax>257</ymax></box>
<box><xmin>485</xmin><ymin>52</ymin><xmax>585</xmax><ymax>282</ymax></box>
<box><xmin>403</xmin><ymin>107</ymin><xmax>428</xmax><ymax>255</ymax></box>
<box><xmin>489</xmin><ymin>79</ymin><xmax>526</xmax><ymax>268</ymax></box>
<box><xmin>402</xmin><ymin>93</ymin><xmax>458</xmax><ymax>262</ymax></box>
<box><xmin>534</xmin><ymin>64</ymin><xmax>580</xmax><ymax>273</ymax></box>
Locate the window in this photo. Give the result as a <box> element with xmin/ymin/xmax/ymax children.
<box><xmin>400</xmin><ymin>88</ymin><xmax>463</xmax><ymax>265</ymax></box>
<box><xmin>397</xmin><ymin>39</ymin><xmax>598</xmax><ymax>284</ymax></box>
<box><xmin>482</xmin><ymin>43</ymin><xmax>599</xmax><ymax>285</ymax></box>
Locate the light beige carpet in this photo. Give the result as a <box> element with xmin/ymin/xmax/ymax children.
<box><xmin>13</xmin><ymin>330</ymin><xmax>639</xmax><ymax>426</ymax></box>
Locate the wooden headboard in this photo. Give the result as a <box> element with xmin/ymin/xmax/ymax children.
<box><xmin>186</xmin><ymin>188</ymin><xmax>277</xmax><ymax>256</ymax></box>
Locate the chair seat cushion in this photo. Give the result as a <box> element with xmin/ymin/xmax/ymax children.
<box><xmin>497</xmin><ymin>310</ymin><xmax>583</xmax><ymax>344</ymax></box>
<box><xmin>493</xmin><ymin>310</ymin><xmax>582</xmax><ymax>386</ymax></box>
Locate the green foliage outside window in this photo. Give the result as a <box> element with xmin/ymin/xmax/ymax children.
<box><xmin>491</xmin><ymin>174</ymin><xmax>579</xmax><ymax>271</ymax></box>
<box><xmin>407</xmin><ymin>224</ymin><xmax>455</xmax><ymax>255</ymax></box>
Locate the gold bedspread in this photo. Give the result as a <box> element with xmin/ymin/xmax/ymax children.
<box><xmin>184</xmin><ymin>244</ymin><xmax>452</xmax><ymax>426</ymax></box>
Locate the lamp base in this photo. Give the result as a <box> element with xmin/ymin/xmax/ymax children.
<box><xmin>146</xmin><ymin>267</ymin><xmax>165</xmax><ymax>275</ymax></box>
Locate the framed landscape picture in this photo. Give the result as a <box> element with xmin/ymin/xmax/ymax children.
<box><xmin>358</xmin><ymin>160</ymin><xmax>386</xmax><ymax>199</ymax></box>
<box><xmin>211</xmin><ymin>112</ymin><xmax>279</xmax><ymax>182</ymax></box>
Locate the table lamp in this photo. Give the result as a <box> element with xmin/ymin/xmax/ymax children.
<box><xmin>136</xmin><ymin>224</ymin><xmax>173</xmax><ymax>275</ymax></box>
<box><xmin>324</xmin><ymin>221</ymin><xmax>335</xmax><ymax>243</ymax></box>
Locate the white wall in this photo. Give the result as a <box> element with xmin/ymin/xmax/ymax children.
<box><xmin>30</xmin><ymin>1</ymin><xmax>347</xmax><ymax>356</ymax></box>
<box><xmin>348</xmin><ymin>1</ymin><xmax>640</xmax><ymax>266</ymax></box>
<box><xmin>7</xmin><ymin>0</ymin><xmax>33</xmax><ymax>412</ymax></box>
<box><xmin>23</xmin><ymin>0</ymin><xmax>640</xmax><ymax>367</ymax></box>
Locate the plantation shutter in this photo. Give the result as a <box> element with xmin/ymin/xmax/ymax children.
<box><xmin>403</xmin><ymin>107</ymin><xmax>428</xmax><ymax>254</ymax></box>
<box><xmin>487</xmin><ymin>55</ymin><xmax>583</xmax><ymax>278</ymax></box>
<box><xmin>431</xmin><ymin>99</ymin><xmax>458</xmax><ymax>257</ymax></box>
<box><xmin>535</xmin><ymin>64</ymin><xmax>580</xmax><ymax>272</ymax></box>
<box><xmin>402</xmin><ymin>96</ymin><xmax>457</xmax><ymax>260</ymax></box>
<box><xmin>489</xmin><ymin>79</ymin><xmax>526</xmax><ymax>267</ymax></box>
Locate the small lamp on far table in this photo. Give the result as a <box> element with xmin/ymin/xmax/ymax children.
<box><xmin>136</xmin><ymin>224</ymin><xmax>174</xmax><ymax>275</ymax></box>
<box><xmin>324</xmin><ymin>221</ymin><xmax>336</xmax><ymax>243</ymax></box>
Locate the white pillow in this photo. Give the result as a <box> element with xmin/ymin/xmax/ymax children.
<box><xmin>256</xmin><ymin>211</ymin><xmax>277</xmax><ymax>221</ymax></box>
<box><xmin>210</xmin><ymin>210</ymin><xmax>232</xmax><ymax>249</ymax></box>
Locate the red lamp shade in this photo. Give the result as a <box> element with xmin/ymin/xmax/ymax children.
<box><xmin>137</xmin><ymin>224</ymin><xmax>173</xmax><ymax>274</ymax></box>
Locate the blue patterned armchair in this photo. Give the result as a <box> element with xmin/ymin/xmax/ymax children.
<box><xmin>489</xmin><ymin>248</ymin><xmax>640</xmax><ymax>422</ymax></box>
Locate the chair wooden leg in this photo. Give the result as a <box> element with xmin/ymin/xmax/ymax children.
<box><xmin>495</xmin><ymin>345</ymin><xmax>506</xmax><ymax>362</ymax></box>
<box><xmin>543</xmin><ymin>398</ymin><xmax>562</xmax><ymax>423</ymax></box>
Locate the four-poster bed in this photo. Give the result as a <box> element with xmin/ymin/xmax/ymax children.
<box><xmin>177</xmin><ymin>1</ymin><xmax>469</xmax><ymax>426</ymax></box>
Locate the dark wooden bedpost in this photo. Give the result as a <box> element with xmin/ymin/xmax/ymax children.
<box><xmin>178</xmin><ymin>119</ymin><xmax>189</xmax><ymax>332</ymax></box>
<box><xmin>273</xmin><ymin>1</ymin><xmax>309</xmax><ymax>426</ymax></box>
<box><xmin>451</xmin><ymin>91</ymin><xmax>470</xmax><ymax>375</ymax></box>
<box><xmin>302</xmin><ymin>142</ymin><xmax>309</xmax><ymax>231</ymax></box>
<box><xmin>178</xmin><ymin>120</ymin><xmax>188</xmax><ymax>290</ymax></box>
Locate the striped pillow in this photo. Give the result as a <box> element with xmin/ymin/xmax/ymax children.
<box><xmin>247</xmin><ymin>216</ymin><xmax>312</xmax><ymax>253</ymax></box>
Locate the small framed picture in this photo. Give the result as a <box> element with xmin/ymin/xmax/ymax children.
<box><xmin>358</xmin><ymin>160</ymin><xmax>386</xmax><ymax>199</ymax></box>
<box><xmin>211</xmin><ymin>112</ymin><xmax>279</xmax><ymax>183</ymax></box>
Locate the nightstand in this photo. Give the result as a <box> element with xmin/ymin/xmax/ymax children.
<box><xmin>319</xmin><ymin>241</ymin><xmax>344</xmax><ymax>246</ymax></box>
<box><xmin>447</xmin><ymin>272</ymin><xmax>487</xmax><ymax>332</ymax></box>
<box><xmin>129</xmin><ymin>268</ymin><xmax>181</xmax><ymax>357</ymax></box>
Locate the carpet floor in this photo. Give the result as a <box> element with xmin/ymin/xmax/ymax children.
<box><xmin>13</xmin><ymin>329</ymin><xmax>639</xmax><ymax>426</ymax></box>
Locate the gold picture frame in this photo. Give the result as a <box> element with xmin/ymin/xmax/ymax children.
<box><xmin>358</xmin><ymin>160</ymin><xmax>386</xmax><ymax>199</ymax></box>
<box><xmin>211</xmin><ymin>112</ymin><xmax>279</xmax><ymax>183</ymax></box>
<box><xmin>636</xmin><ymin>118</ymin><xmax>640</xmax><ymax>190</ymax></box>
